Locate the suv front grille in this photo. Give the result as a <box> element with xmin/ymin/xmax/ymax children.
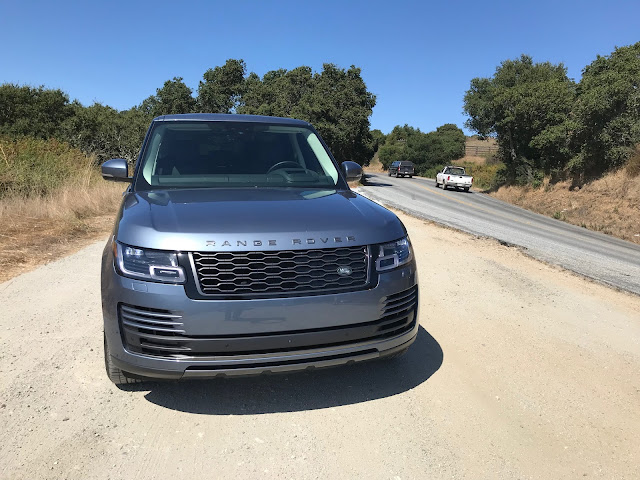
<box><xmin>190</xmin><ymin>246</ymin><xmax>370</xmax><ymax>297</ymax></box>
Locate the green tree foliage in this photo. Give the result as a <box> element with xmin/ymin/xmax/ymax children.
<box><xmin>428</xmin><ymin>124</ymin><xmax>466</xmax><ymax>164</ymax></box>
<box><xmin>0</xmin><ymin>59</ymin><xmax>377</xmax><ymax>167</ymax></box>
<box><xmin>140</xmin><ymin>77</ymin><xmax>196</xmax><ymax>116</ymax></box>
<box><xmin>197</xmin><ymin>59</ymin><xmax>247</xmax><ymax>113</ymax></box>
<box><xmin>463</xmin><ymin>55</ymin><xmax>576</xmax><ymax>184</ymax></box>
<box><xmin>0</xmin><ymin>84</ymin><xmax>149</xmax><ymax>163</ymax></box>
<box><xmin>310</xmin><ymin>64</ymin><xmax>377</xmax><ymax>165</ymax></box>
<box><xmin>63</xmin><ymin>103</ymin><xmax>149</xmax><ymax>162</ymax></box>
<box><xmin>464</xmin><ymin>42</ymin><xmax>640</xmax><ymax>184</ymax></box>
<box><xmin>378</xmin><ymin>125</ymin><xmax>426</xmax><ymax>170</ymax></box>
<box><xmin>378</xmin><ymin>124</ymin><xmax>466</xmax><ymax>174</ymax></box>
<box><xmin>240</xmin><ymin>63</ymin><xmax>376</xmax><ymax>165</ymax></box>
<box><xmin>240</xmin><ymin>67</ymin><xmax>314</xmax><ymax>118</ymax></box>
<box><xmin>0</xmin><ymin>84</ymin><xmax>74</xmax><ymax>139</ymax></box>
<box><xmin>569</xmin><ymin>42</ymin><xmax>640</xmax><ymax>176</ymax></box>
<box><xmin>370</xmin><ymin>129</ymin><xmax>386</xmax><ymax>153</ymax></box>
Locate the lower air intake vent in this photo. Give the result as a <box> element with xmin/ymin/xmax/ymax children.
<box><xmin>119</xmin><ymin>304</ymin><xmax>186</xmax><ymax>356</ymax></box>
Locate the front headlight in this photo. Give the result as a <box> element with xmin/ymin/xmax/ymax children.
<box><xmin>114</xmin><ymin>242</ymin><xmax>185</xmax><ymax>284</ymax></box>
<box><xmin>375</xmin><ymin>236</ymin><xmax>413</xmax><ymax>272</ymax></box>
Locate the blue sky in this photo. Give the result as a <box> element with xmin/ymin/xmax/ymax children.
<box><xmin>1</xmin><ymin>0</ymin><xmax>638</xmax><ymax>134</ymax></box>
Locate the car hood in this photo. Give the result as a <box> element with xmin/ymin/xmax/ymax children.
<box><xmin>115</xmin><ymin>188</ymin><xmax>406</xmax><ymax>251</ymax></box>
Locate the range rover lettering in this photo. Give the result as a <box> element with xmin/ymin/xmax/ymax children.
<box><xmin>101</xmin><ymin>114</ymin><xmax>419</xmax><ymax>384</ymax></box>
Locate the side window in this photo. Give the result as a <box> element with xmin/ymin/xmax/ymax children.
<box><xmin>443</xmin><ymin>167</ymin><xmax>450</xmax><ymax>174</ymax></box>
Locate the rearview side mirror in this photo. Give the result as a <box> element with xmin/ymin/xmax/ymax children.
<box><xmin>341</xmin><ymin>161</ymin><xmax>362</xmax><ymax>182</ymax></box>
<box><xmin>101</xmin><ymin>158</ymin><xmax>132</xmax><ymax>183</ymax></box>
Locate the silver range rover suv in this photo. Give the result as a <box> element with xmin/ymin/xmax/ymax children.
<box><xmin>100</xmin><ymin>114</ymin><xmax>419</xmax><ymax>384</ymax></box>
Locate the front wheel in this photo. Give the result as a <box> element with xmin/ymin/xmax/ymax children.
<box><xmin>104</xmin><ymin>333</ymin><xmax>142</xmax><ymax>385</ymax></box>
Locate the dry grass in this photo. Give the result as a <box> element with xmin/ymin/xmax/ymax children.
<box><xmin>492</xmin><ymin>169</ymin><xmax>640</xmax><ymax>244</ymax></box>
<box><xmin>458</xmin><ymin>155</ymin><xmax>487</xmax><ymax>165</ymax></box>
<box><xmin>0</xmin><ymin>169</ymin><xmax>125</xmax><ymax>282</ymax></box>
<box><xmin>465</xmin><ymin>136</ymin><xmax>498</xmax><ymax>148</ymax></box>
<box><xmin>364</xmin><ymin>152</ymin><xmax>385</xmax><ymax>173</ymax></box>
<box><xmin>626</xmin><ymin>146</ymin><xmax>640</xmax><ymax>178</ymax></box>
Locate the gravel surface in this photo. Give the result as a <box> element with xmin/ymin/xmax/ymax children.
<box><xmin>358</xmin><ymin>174</ymin><xmax>640</xmax><ymax>295</ymax></box>
<box><xmin>2</xmin><ymin>212</ymin><xmax>640</xmax><ymax>479</ymax></box>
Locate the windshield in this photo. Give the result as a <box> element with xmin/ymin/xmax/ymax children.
<box><xmin>135</xmin><ymin>121</ymin><xmax>343</xmax><ymax>190</ymax></box>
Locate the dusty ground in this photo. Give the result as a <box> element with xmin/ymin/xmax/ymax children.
<box><xmin>0</xmin><ymin>214</ymin><xmax>116</xmax><ymax>282</ymax></box>
<box><xmin>0</xmin><ymin>181</ymin><xmax>123</xmax><ymax>282</ymax></box>
<box><xmin>1</xmin><ymin>211</ymin><xmax>639</xmax><ymax>479</ymax></box>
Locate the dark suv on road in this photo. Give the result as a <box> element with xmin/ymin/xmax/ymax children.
<box><xmin>388</xmin><ymin>161</ymin><xmax>414</xmax><ymax>178</ymax></box>
<box><xmin>100</xmin><ymin>114</ymin><xmax>419</xmax><ymax>384</ymax></box>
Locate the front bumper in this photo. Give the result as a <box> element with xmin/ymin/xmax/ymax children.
<box><xmin>101</xmin><ymin>251</ymin><xmax>419</xmax><ymax>380</ymax></box>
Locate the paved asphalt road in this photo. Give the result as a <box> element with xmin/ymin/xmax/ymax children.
<box><xmin>357</xmin><ymin>173</ymin><xmax>640</xmax><ymax>296</ymax></box>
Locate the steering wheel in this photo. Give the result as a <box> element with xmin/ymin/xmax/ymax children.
<box><xmin>267</xmin><ymin>161</ymin><xmax>303</xmax><ymax>173</ymax></box>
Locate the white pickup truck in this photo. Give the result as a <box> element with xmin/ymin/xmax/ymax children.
<box><xmin>436</xmin><ymin>166</ymin><xmax>473</xmax><ymax>192</ymax></box>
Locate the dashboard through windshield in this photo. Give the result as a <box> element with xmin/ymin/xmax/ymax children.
<box><xmin>135</xmin><ymin>121</ymin><xmax>343</xmax><ymax>190</ymax></box>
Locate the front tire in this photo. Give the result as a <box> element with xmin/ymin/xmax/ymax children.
<box><xmin>104</xmin><ymin>333</ymin><xmax>142</xmax><ymax>385</ymax></box>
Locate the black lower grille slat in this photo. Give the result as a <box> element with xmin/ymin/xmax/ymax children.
<box><xmin>122</xmin><ymin>319</ymin><xmax>184</xmax><ymax>334</ymax></box>
<box><xmin>382</xmin><ymin>299</ymin><xmax>417</xmax><ymax>318</ymax></box>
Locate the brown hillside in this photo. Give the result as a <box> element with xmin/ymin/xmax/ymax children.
<box><xmin>492</xmin><ymin>170</ymin><xmax>640</xmax><ymax>244</ymax></box>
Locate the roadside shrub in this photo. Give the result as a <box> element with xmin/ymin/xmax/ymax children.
<box><xmin>422</xmin><ymin>164</ymin><xmax>445</xmax><ymax>178</ymax></box>
<box><xmin>492</xmin><ymin>166</ymin><xmax>509</xmax><ymax>190</ymax></box>
<box><xmin>626</xmin><ymin>146</ymin><xmax>640</xmax><ymax>178</ymax></box>
<box><xmin>0</xmin><ymin>136</ymin><xmax>95</xmax><ymax>198</ymax></box>
<box><xmin>461</xmin><ymin>161</ymin><xmax>505</xmax><ymax>191</ymax></box>
<box><xmin>531</xmin><ymin>170</ymin><xmax>544</xmax><ymax>189</ymax></box>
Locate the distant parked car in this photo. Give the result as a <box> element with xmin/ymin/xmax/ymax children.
<box><xmin>388</xmin><ymin>161</ymin><xmax>414</xmax><ymax>178</ymax></box>
<box><xmin>436</xmin><ymin>166</ymin><xmax>473</xmax><ymax>192</ymax></box>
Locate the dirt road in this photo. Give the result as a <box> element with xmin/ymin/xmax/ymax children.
<box><xmin>1</xmin><ymin>212</ymin><xmax>639</xmax><ymax>479</ymax></box>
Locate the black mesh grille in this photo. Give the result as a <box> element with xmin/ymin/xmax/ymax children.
<box><xmin>191</xmin><ymin>246</ymin><xmax>369</xmax><ymax>297</ymax></box>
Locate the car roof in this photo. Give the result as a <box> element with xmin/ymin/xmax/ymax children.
<box><xmin>153</xmin><ymin>113</ymin><xmax>311</xmax><ymax>127</ymax></box>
